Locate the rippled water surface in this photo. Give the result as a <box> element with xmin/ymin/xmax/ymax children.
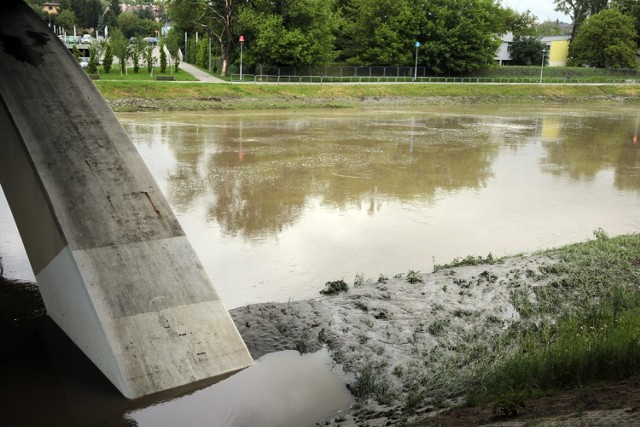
<box><xmin>1</xmin><ymin>105</ymin><xmax>640</xmax><ymax>426</ymax></box>
<box><xmin>2</xmin><ymin>105</ymin><xmax>639</xmax><ymax>309</ymax></box>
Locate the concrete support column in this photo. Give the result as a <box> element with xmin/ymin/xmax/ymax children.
<box><xmin>0</xmin><ymin>1</ymin><xmax>252</xmax><ymax>398</ymax></box>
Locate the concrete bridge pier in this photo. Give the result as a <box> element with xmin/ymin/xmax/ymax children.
<box><xmin>0</xmin><ymin>1</ymin><xmax>252</xmax><ymax>398</ymax></box>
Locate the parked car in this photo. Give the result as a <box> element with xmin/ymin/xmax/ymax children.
<box><xmin>81</xmin><ymin>34</ymin><xmax>93</xmax><ymax>44</ymax></box>
<box><xmin>66</xmin><ymin>35</ymin><xmax>80</xmax><ymax>44</ymax></box>
<box><xmin>79</xmin><ymin>57</ymin><xmax>89</xmax><ymax>68</ymax></box>
<box><xmin>143</xmin><ymin>37</ymin><xmax>158</xmax><ymax>45</ymax></box>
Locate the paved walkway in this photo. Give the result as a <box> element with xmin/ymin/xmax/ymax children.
<box><xmin>178</xmin><ymin>62</ymin><xmax>226</xmax><ymax>83</ymax></box>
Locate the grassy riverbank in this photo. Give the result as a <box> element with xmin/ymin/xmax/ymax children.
<box><xmin>229</xmin><ymin>231</ymin><xmax>640</xmax><ymax>425</ymax></box>
<box><xmin>3</xmin><ymin>232</ymin><xmax>640</xmax><ymax>425</ymax></box>
<box><xmin>94</xmin><ymin>80</ymin><xmax>640</xmax><ymax>112</ymax></box>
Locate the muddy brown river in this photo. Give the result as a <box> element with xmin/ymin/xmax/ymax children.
<box><xmin>1</xmin><ymin>104</ymin><xmax>639</xmax><ymax>425</ymax></box>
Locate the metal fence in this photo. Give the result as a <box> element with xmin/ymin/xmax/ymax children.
<box><xmin>236</xmin><ymin>64</ymin><xmax>640</xmax><ymax>79</ymax></box>
<box><xmin>230</xmin><ymin>74</ymin><xmax>638</xmax><ymax>84</ymax></box>
<box><xmin>247</xmin><ymin>65</ymin><xmax>428</xmax><ymax>78</ymax></box>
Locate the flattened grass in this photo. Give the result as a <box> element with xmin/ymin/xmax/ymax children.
<box><xmin>469</xmin><ymin>231</ymin><xmax>640</xmax><ymax>405</ymax></box>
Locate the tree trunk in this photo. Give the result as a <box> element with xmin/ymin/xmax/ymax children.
<box><xmin>221</xmin><ymin>58</ymin><xmax>229</xmax><ymax>76</ymax></box>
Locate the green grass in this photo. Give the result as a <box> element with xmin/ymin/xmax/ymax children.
<box><xmin>433</xmin><ymin>253</ymin><xmax>500</xmax><ymax>272</ymax></box>
<box><xmin>94</xmin><ymin>79</ymin><xmax>640</xmax><ymax>105</ymax></box>
<box><xmin>468</xmin><ymin>231</ymin><xmax>640</xmax><ymax>405</ymax></box>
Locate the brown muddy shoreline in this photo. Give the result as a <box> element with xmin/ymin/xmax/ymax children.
<box><xmin>4</xmin><ymin>248</ymin><xmax>640</xmax><ymax>426</ymax></box>
<box><xmin>105</xmin><ymin>93</ymin><xmax>640</xmax><ymax>112</ymax></box>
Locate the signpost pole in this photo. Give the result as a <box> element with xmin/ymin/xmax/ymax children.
<box><xmin>414</xmin><ymin>41</ymin><xmax>421</xmax><ymax>82</ymax></box>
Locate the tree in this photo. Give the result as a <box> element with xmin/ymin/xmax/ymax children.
<box><xmin>165</xmin><ymin>27</ymin><xmax>182</xmax><ymax>72</ymax></box>
<box><xmin>196</xmin><ymin>36</ymin><xmax>209</xmax><ymax>68</ymax></box>
<box><xmin>145</xmin><ymin>44</ymin><xmax>155</xmax><ymax>75</ymax></box>
<box><xmin>137</xmin><ymin>18</ymin><xmax>161</xmax><ymax>37</ymax></box>
<box><xmin>110</xmin><ymin>28</ymin><xmax>129</xmax><ymax>75</ymax></box>
<box><xmin>510</xmin><ymin>36</ymin><xmax>547</xmax><ymax>66</ymax></box>
<box><xmin>238</xmin><ymin>0</ymin><xmax>337</xmax><ymax>66</ymax></box>
<box><xmin>54</xmin><ymin>9</ymin><xmax>77</xmax><ymax>33</ymax></box>
<box><xmin>568</xmin><ymin>8</ymin><xmax>638</xmax><ymax>68</ymax></box>
<box><xmin>536</xmin><ymin>20</ymin><xmax>566</xmax><ymax>36</ymax></box>
<box><xmin>136</xmin><ymin>7</ymin><xmax>155</xmax><ymax>21</ymax></box>
<box><xmin>502</xmin><ymin>7</ymin><xmax>538</xmax><ymax>37</ymax></box>
<box><xmin>553</xmin><ymin>0</ymin><xmax>609</xmax><ymax>39</ymax></box>
<box><xmin>168</xmin><ymin>0</ymin><xmax>236</xmax><ymax>76</ymax></box>
<box><xmin>159</xmin><ymin>39</ymin><xmax>168</xmax><ymax>73</ymax></box>
<box><xmin>92</xmin><ymin>39</ymin><xmax>106</xmax><ymax>66</ymax></box>
<box><xmin>105</xmin><ymin>0</ymin><xmax>121</xmax><ymax>28</ymax></box>
<box><xmin>611</xmin><ymin>0</ymin><xmax>640</xmax><ymax>42</ymax></box>
<box><xmin>72</xmin><ymin>45</ymin><xmax>81</xmax><ymax>62</ymax></box>
<box><xmin>103</xmin><ymin>42</ymin><xmax>113</xmax><ymax>73</ymax></box>
<box><xmin>337</xmin><ymin>0</ymin><xmax>416</xmax><ymax>66</ymax></box>
<box><xmin>130</xmin><ymin>36</ymin><xmax>146</xmax><ymax>73</ymax></box>
<box><xmin>87</xmin><ymin>45</ymin><xmax>98</xmax><ymax>73</ymax></box>
<box><xmin>416</xmin><ymin>0</ymin><xmax>506</xmax><ymax>75</ymax></box>
<box><xmin>61</xmin><ymin>0</ymin><xmax>103</xmax><ymax>29</ymax></box>
<box><xmin>117</xmin><ymin>11</ymin><xmax>140</xmax><ymax>38</ymax></box>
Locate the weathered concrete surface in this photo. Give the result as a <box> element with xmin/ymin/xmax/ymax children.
<box><xmin>0</xmin><ymin>1</ymin><xmax>252</xmax><ymax>398</ymax></box>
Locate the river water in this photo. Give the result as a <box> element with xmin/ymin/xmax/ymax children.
<box><xmin>1</xmin><ymin>105</ymin><xmax>639</xmax><ymax>425</ymax></box>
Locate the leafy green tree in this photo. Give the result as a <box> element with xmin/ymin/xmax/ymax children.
<box><xmin>110</xmin><ymin>28</ymin><xmax>129</xmax><ymax>75</ymax></box>
<box><xmin>105</xmin><ymin>0</ymin><xmax>121</xmax><ymax>28</ymax></box>
<box><xmin>553</xmin><ymin>0</ymin><xmax>609</xmax><ymax>39</ymax></box>
<box><xmin>187</xmin><ymin>35</ymin><xmax>198</xmax><ymax>63</ymax></box>
<box><xmin>159</xmin><ymin>39</ymin><xmax>168</xmax><ymax>73</ymax></box>
<box><xmin>117</xmin><ymin>11</ymin><xmax>140</xmax><ymax>38</ymax></box>
<box><xmin>165</xmin><ymin>27</ymin><xmax>182</xmax><ymax>72</ymax></box>
<box><xmin>337</xmin><ymin>0</ymin><xmax>415</xmax><ymax>66</ymax></box>
<box><xmin>536</xmin><ymin>20</ymin><xmax>566</xmax><ymax>36</ymax></box>
<box><xmin>502</xmin><ymin>7</ymin><xmax>538</xmax><ymax>37</ymax></box>
<box><xmin>109</xmin><ymin>0</ymin><xmax>121</xmax><ymax>17</ymax></box>
<box><xmin>510</xmin><ymin>36</ymin><xmax>547</xmax><ymax>66</ymax></box>
<box><xmin>568</xmin><ymin>8</ymin><xmax>638</xmax><ymax>68</ymax></box>
<box><xmin>103</xmin><ymin>42</ymin><xmax>113</xmax><ymax>73</ymax></box>
<box><xmin>136</xmin><ymin>7</ymin><xmax>155</xmax><ymax>20</ymax></box>
<box><xmin>54</xmin><ymin>9</ymin><xmax>77</xmax><ymax>33</ymax></box>
<box><xmin>196</xmin><ymin>36</ymin><xmax>209</xmax><ymax>68</ymax></box>
<box><xmin>72</xmin><ymin>45</ymin><xmax>81</xmax><ymax>62</ymax></box>
<box><xmin>168</xmin><ymin>0</ymin><xmax>236</xmax><ymax>76</ymax></box>
<box><xmin>87</xmin><ymin>45</ymin><xmax>98</xmax><ymax>73</ymax></box>
<box><xmin>61</xmin><ymin>0</ymin><xmax>102</xmax><ymax>29</ymax></box>
<box><xmin>145</xmin><ymin>44</ymin><xmax>155</xmax><ymax>75</ymax></box>
<box><xmin>238</xmin><ymin>0</ymin><xmax>337</xmax><ymax>66</ymax></box>
<box><xmin>416</xmin><ymin>0</ymin><xmax>506</xmax><ymax>75</ymax></box>
<box><xmin>611</xmin><ymin>0</ymin><xmax>640</xmax><ymax>42</ymax></box>
<box><xmin>138</xmin><ymin>18</ymin><xmax>161</xmax><ymax>37</ymax></box>
<box><xmin>130</xmin><ymin>36</ymin><xmax>146</xmax><ymax>73</ymax></box>
<box><xmin>92</xmin><ymin>39</ymin><xmax>106</xmax><ymax>66</ymax></box>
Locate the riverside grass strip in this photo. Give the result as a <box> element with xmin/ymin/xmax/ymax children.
<box><xmin>94</xmin><ymin>81</ymin><xmax>640</xmax><ymax>112</ymax></box>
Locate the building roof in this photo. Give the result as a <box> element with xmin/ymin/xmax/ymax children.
<box><xmin>541</xmin><ymin>36</ymin><xmax>571</xmax><ymax>43</ymax></box>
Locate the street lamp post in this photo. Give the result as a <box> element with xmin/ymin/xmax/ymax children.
<box><xmin>239</xmin><ymin>35</ymin><xmax>245</xmax><ymax>81</ymax></box>
<box><xmin>414</xmin><ymin>41</ymin><xmax>421</xmax><ymax>81</ymax></box>
<box><xmin>540</xmin><ymin>49</ymin><xmax>547</xmax><ymax>83</ymax></box>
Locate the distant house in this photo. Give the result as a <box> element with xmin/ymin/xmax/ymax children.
<box><xmin>541</xmin><ymin>36</ymin><xmax>571</xmax><ymax>67</ymax></box>
<box><xmin>495</xmin><ymin>32</ymin><xmax>514</xmax><ymax>65</ymax></box>
<box><xmin>42</xmin><ymin>2</ymin><xmax>61</xmax><ymax>14</ymax></box>
<box><xmin>495</xmin><ymin>33</ymin><xmax>571</xmax><ymax>67</ymax></box>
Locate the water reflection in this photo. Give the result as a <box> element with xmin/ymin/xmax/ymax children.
<box><xmin>539</xmin><ymin>112</ymin><xmax>640</xmax><ymax>190</ymax></box>
<box><xmin>2</xmin><ymin>106</ymin><xmax>639</xmax><ymax>309</ymax></box>
<box><xmin>128</xmin><ymin>111</ymin><xmax>504</xmax><ymax>239</ymax></box>
<box><xmin>115</xmin><ymin>107</ymin><xmax>640</xmax><ymax>308</ymax></box>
